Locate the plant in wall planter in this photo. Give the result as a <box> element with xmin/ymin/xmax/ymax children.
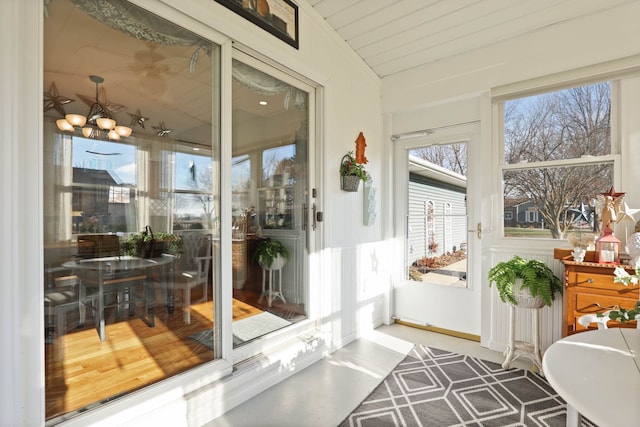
<box><xmin>339</xmin><ymin>150</ymin><xmax>369</xmax><ymax>192</ymax></box>
<box><xmin>487</xmin><ymin>256</ymin><xmax>562</xmax><ymax>308</ymax></box>
<box><xmin>254</xmin><ymin>238</ymin><xmax>289</xmax><ymax>270</ymax></box>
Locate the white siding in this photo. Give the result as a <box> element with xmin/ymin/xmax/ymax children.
<box><xmin>408</xmin><ymin>178</ymin><xmax>466</xmax><ymax>265</ymax></box>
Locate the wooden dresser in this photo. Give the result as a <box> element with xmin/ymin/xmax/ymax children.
<box><xmin>560</xmin><ymin>258</ymin><xmax>639</xmax><ymax>336</ymax></box>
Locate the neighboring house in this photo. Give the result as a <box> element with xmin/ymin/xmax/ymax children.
<box><xmin>504</xmin><ymin>199</ymin><xmax>595</xmax><ymax>230</ymax></box>
<box><xmin>408</xmin><ymin>156</ymin><xmax>467</xmax><ymax>265</ymax></box>
<box><xmin>72</xmin><ymin>167</ymin><xmax>137</xmax><ymax>233</ymax></box>
<box><xmin>503</xmin><ymin>198</ymin><xmax>542</xmax><ymax>228</ymax></box>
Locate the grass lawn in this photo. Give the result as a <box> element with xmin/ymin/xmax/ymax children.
<box><xmin>504</xmin><ymin>227</ymin><xmax>553</xmax><ymax>238</ymax></box>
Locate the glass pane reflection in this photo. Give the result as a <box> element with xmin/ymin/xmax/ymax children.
<box><xmin>43</xmin><ymin>0</ymin><xmax>220</xmax><ymax>421</ymax></box>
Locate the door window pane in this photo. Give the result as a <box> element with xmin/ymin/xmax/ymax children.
<box><xmin>407</xmin><ymin>145</ymin><xmax>468</xmax><ymax>287</ymax></box>
<box><xmin>43</xmin><ymin>0</ymin><xmax>220</xmax><ymax>421</ymax></box>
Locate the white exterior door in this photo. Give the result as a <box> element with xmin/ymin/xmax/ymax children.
<box><xmin>393</xmin><ymin>122</ymin><xmax>482</xmax><ymax>336</ymax></box>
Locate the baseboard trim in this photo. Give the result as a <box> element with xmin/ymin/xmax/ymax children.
<box><xmin>394</xmin><ymin>319</ymin><xmax>480</xmax><ymax>342</ymax></box>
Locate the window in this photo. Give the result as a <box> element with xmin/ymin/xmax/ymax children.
<box><xmin>501</xmin><ymin>82</ymin><xmax>615</xmax><ymax>239</ymax></box>
<box><xmin>427</xmin><ymin>201</ymin><xmax>436</xmax><ymax>255</ymax></box>
<box><xmin>70</xmin><ymin>138</ymin><xmax>137</xmax><ymax>233</ymax></box>
<box><xmin>108</xmin><ymin>187</ymin><xmax>130</xmax><ymax>204</ymax></box>
<box><xmin>260</xmin><ymin>144</ymin><xmax>296</xmax><ymax>229</ymax></box>
<box><xmin>173</xmin><ymin>150</ymin><xmax>216</xmax><ymax>230</ymax></box>
<box><xmin>43</xmin><ymin>0</ymin><xmax>220</xmax><ymax>421</ymax></box>
<box><xmin>444</xmin><ymin>202</ymin><xmax>452</xmax><ymax>252</ymax></box>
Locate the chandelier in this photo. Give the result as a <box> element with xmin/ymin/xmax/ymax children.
<box><xmin>56</xmin><ymin>75</ymin><xmax>132</xmax><ymax>140</ymax></box>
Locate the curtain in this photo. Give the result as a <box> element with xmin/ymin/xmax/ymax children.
<box><xmin>43</xmin><ymin>122</ymin><xmax>73</xmax><ymax>244</ymax></box>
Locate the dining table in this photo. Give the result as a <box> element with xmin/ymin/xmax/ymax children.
<box><xmin>63</xmin><ymin>255</ymin><xmax>176</xmax><ymax>341</ymax></box>
<box><xmin>542</xmin><ymin>328</ymin><xmax>640</xmax><ymax>427</ymax></box>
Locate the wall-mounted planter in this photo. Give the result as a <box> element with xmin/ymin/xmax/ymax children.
<box><xmin>341</xmin><ymin>175</ymin><xmax>361</xmax><ymax>192</ymax></box>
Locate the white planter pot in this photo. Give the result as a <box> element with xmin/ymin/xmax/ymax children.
<box><xmin>513</xmin><ymin>278</ymin><xmax>545</xmax><ymax>309</ymax></box>
<box><xmin>260</xmin><ymin>255</ymin><xmax>287</xmax><ymax>271</ymax></box>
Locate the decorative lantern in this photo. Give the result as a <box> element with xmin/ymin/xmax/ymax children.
<box><xmin>596</xmin><ymin>226</ymin><xmax>620</xmax><ymax>264</ymax></box>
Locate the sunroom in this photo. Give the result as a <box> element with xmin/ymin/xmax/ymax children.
<box><xmin>2</xmin><ymin>0</ymin><xmax>640</xmax><ymax>426</ymax></box>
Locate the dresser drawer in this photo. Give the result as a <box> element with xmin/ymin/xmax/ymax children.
<box><xmin>574</xmin><ymin>291</ymin><xmax>638</xmax><ymax>314</ymax></box>
<box><xmin>570</xmin><ymin>272</ymin><xmax>638</xmax><ymax>294</ymax></box>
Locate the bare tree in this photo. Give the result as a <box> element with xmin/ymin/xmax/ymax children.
<box><xmin>411</xmin><ymin>143</ymin><xmax>467</xmax><ymax>176</ymax></box>
<box><xmin>504</xmin><ymin>82</ymin><xmax>612</xmax><ymax>238</ymax></box>
<box><xmin>191</xmin><ymin>168</ymin><xmax>216</xmax><ymax>229</ymax></box>
<box><xmin>174</xmin><ymin>167</ymin><xmax>216</xmax><ymax>230</ymax></box>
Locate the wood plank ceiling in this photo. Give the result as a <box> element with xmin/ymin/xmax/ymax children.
<box><xmin>308</xmin><ymin>0</ymin><xmax>635</xmax><ymax>78</ymax></box>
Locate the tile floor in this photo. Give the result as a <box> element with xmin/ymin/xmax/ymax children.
<box><xmin>207</xmin><ymin>323</ymin><xmax>531</xmax><ymax>427</ymax></box>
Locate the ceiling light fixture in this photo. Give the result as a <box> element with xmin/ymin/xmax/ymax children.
<box><xmin>259</xmin><ymin>101</ymin><xmax>268</xmax><ymax>106</ymax></box>
<box><xmin>56</xmin><ymin>75</ymin><xmax>132</xmax><ymax>140</ymax></box>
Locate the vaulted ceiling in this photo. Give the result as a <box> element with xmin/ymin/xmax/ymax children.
<box><xmin>308</xmin><ymin>0</ymin><xmax>634</xmax><ymax>79</ymax></box>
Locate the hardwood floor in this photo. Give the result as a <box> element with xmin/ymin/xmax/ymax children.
<box><xmin>45</xmin><ymin>287</ymin><xmax>305</xmax><ymax>421</ymax></box>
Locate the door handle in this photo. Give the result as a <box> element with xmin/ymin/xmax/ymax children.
<box><xmin>302</xmin><ymin>203</ymin><xmax>307</xmax><ymax>231</ymax></box>
<box><xmin>312</xmin><ymin>203</ymin><xmax>317</xmax><ymax>231</ymax></box>
<box><xmin>468</xmin><ymin>223</ymin><xmax>481</xmax><ymax>239</ymax></box>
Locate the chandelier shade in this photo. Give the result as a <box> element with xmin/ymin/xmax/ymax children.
<box><xmin>56</xmin><ymin>75</ymin><xmax>132</xmax><ymax>140</ymax></box>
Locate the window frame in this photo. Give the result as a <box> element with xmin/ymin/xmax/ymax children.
<box><xmin>492</xmin><ymin>79</ymin><xmax>623</xmax><ymax>242</ymax></box>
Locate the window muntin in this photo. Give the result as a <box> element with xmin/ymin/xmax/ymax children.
<box><xmin>43</xmin><ymin>0</ymin><xmax>220</xmax><ymax>420</ymax></box>
<box><xmin>502</xmin><ymin>82</ymin><xmax>614</xmax><ymax>239</ymax></box>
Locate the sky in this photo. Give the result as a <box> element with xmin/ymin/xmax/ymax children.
<box><xmin>72</xmin><ymin>138</ymin><xmax>137</xmax><ymax>184</ymax></box>
<box><xmin>72</xmin><ymin>137</ymin><xmax>211</xmax><ymax>189</ymax></box>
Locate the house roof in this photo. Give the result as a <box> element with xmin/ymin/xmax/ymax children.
<box><xmin>408</xmin><ymin>155</ymin><xmax>466</xmax><ymax>189</ymax></box>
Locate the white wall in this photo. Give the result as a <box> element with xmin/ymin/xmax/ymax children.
<box><xmin>383</xmin><ymin>1</ymin><xmax>640</xmax><ymax>354</ymax></box>
<box><xmin>1</xmin><ymin>0</ymin><xmax>388</xmax><ymax>425</ymax></box>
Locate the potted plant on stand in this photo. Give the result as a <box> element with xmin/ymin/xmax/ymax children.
<box><xmin>254</xmin><ymin>238</ymin><xmax>289</xmax><ymax>270</ymax></box>
<box><xmin>488</xmin><ymin>255</ymin><xmax>562</xmax><ymax>308</ymax></box>
<box><xmin>339</xmin><ymin>151</ymin><xmax>369</xmax><ymax>192</ymax></box>
<box><xmin>254</xmin><ymin>238</ymin><xmax>289</xmax><ymax>307</ymax></box>
<box><xmin>487</xmin><ymin>255</ymin><xmax>562</xmax><ymax>374</ymax></box>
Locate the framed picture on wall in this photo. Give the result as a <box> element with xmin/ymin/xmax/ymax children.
<box><xmin>214</xmin><ymin>0</ymin><xmax>299</xmax><ymax>49</ymax></box>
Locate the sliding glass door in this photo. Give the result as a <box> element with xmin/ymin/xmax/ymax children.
<box><xmin>43</xmin><ymin>0</ymin><xmax>221</xmax><ymax>421</ymax></box>
<box><xmin>230</xmin><ymin>55</ymin><xmax>310</xmax><ymax>347</ymax></box>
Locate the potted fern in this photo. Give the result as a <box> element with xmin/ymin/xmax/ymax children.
<box><xmin>487</xmin><ymin>256</ymin><xmax>562</xmax><ymax>308</ymax></box>
<box><xmin>254</xmin><ymin>238</ymin><xmax>289</xmax><ymax>270</ymax></box>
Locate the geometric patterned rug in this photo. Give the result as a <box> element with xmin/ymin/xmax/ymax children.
<box><xmin>339</xmin><ymin>345</ymin><xmax>597</xmax><ymax>427</ymax></box>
